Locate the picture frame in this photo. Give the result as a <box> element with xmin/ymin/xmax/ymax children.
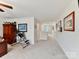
<box><xmin>64</xmin><ymin>11</ymin><xmax>75</xmax><ymax>31</ymax></box>
<box><xmin>57</xmin><ymin>20</ymin><xmax>62</xmax><ymax>32</ymax></box>
<box><xmin>57</xmin><ymin>21</ymin><xmax>60</xmax><ymax>32</ymax></box>
<box><xmin>56</xmin><ymin>23</ymin><xmax>58</xmax><ymax>31</ymax></box>
<box><xmin>59</xmin><ymin>20</ymin><xmax>62</xmax><ymax>32</ymax></box>
<box><xmin>18</xmin><ymin>23</ymin><xmax>27</xmax><ymax>32</ymax></box>
<box><xmin>52</xmin><ymin>26</ymin><xmax>54</xmax><ymax>30</ymax></box>
<box><xmin>56</xmin><ymin>22</ymin><xmax>59</xmax><ymax>31</ymax></box>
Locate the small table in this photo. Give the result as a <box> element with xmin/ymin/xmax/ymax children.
<box><xmin>0</xmin><ymin>40</ymin><xmax>7</xmax><ymax>57</ymax></box>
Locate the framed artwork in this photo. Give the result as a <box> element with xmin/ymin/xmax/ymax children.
<box><xmin>57</xmin><ymin>20</ymin><xmax>62</xmax><ymax>32</ymax></box>
<box><xmin>64</xmin><ymin>11</ymin><xmax>75</xmax><ymax>31</ymax></box>
<box><xmin>60</xmin><ymin>20</ymin><xmax>62</xmax><ymax>32</ymax></box>
<box><xmin>52</xmin><ymin>26</ymin><xmax>54</xmax><ymax>30</ymax></box>
<box><xmin>18</xmin><ymin>23</ymin><xmax>27</xmax><ymax>32</ymax></box>
<box><xmin>56</xmin><ymin>23</ymin><xmax>58</xmax><ymax>31</ymax></box>
<box><xmin>57</xmin><ymin>21</ymin><xmax>60</xmax><ymax>32</ymax></box>
<box><xmin>56</xmin><ymin>22</ymin><xmax>59</xmax><ymax>31</ymax></box>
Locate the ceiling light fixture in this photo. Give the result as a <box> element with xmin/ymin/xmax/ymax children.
<box><xmin>0</xmin><ymin>8</ymin><xmax>4</xmax><ymax>12</ymax></box>
<box><xmin>0</xmin><ymin>2</ymin><xmax>13</xmax><ymax>12</ymax></box>
<box><xmin>0</xmin><ymin>3</ymin><xmax>13</xmax><ymax>9</ymax></box>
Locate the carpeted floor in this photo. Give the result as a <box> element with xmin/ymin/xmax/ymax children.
<box><xmin>0</xmin><ymin>39</ymin><xmax>68</xmax><ymax>59</ymax></box>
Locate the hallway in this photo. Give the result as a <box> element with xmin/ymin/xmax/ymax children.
<box><xmin>1</xmin><ymin>38</ymin><xmax>68</xmax><ymax>59</ymax></box>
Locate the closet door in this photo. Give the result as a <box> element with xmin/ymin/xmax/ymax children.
<box><xmin>3</xmin><ymin>24</ymin><xmax>9</xmax><ymax>43</ymax></box>
<box><xmin>8</xmin><ymin>25</ymin><xmax>13</xmax><ymax>43</ymax></box>
<box><xmin>3</xmin><ymin>24</ymin><xmax>16</xmax><ymax>44</ymax></box>
<box><xmin>8</xmin><ymin>25</ymin><xmax>16</xmax><ymax>44</ymax></box>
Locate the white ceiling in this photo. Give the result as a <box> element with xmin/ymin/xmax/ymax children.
<box><xmin>0</xmin><ymin>0</ymin><xmax>71</xmax><ymax>22</ymax></box>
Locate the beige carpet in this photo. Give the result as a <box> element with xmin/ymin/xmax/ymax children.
<box><xmin>0</xmin><ymin>39</ymin><xmax>68</xmax><ymax>59</ymax></box>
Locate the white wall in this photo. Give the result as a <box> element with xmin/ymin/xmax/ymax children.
<box><xmin>0</xmin><ymin>17</ymin><xmax>35</xmax><ymax>45</ymax></box>
<box><xmin>55</xmin><ymin>0</ymin><xmax>79</xmax><ymax>59</ymax></box>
